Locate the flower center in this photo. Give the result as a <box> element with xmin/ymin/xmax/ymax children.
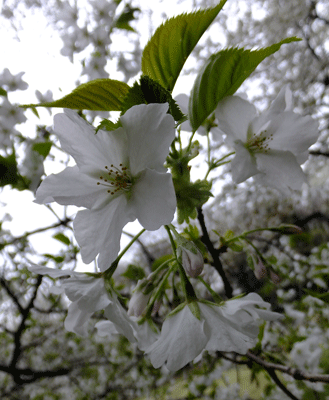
<box><xmin>246</xmin><ymin>129</ymin><xmax>273</xmax><ymax>153</ymax></box>
<box><xmin>96</xmin><ymin>163</ymin><xmax>132</xmax><ymax>195</ymax></box>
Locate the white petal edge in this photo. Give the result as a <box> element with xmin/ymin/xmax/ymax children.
<box><xmin>35</xmin><ymin>166</ymin><xmax>104</xmax><ymax>208</ymax></box>
<box><xmin>216</xmin><ymin>96</ymin><xmax>257</xmax><ymax>143</ymax></box>
<box><xmin>131</xmin><ymin>168</ymin><xmax>176</xmax><ymax>230</ymax></box>
<box><xmin>122</xmin><ymin>103</ymin><xmax>175</xmax><ymax>174</ymax></box>
<box><xmin>73</xmin><ymin>196</ymin><xmax>134</xmax><ymax>269</ymax></box>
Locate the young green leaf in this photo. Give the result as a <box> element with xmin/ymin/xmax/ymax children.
<box><xmin>121</xmin><ymin>76</ymin><xmax>184</xmax><ymax>121</ymax></box>
<box><xmin>53</xmin><ymin>233</ymin><xmax>71</xmax><ymax>246</ymax></box>
<box><xmin>114</xmin><ymin>5</ymin><xmax>140</xmax><ymax>32</ymax></box>
<box><xmin>141</xmin><ymin>0</ymin><xmax>227</xmax><ymax>92</ymax></box>
<box><xmin>189</xmin><ymin>37</ymin><xmax>302</xmax><ymax>131</ymax></box>
<box><xmin>22</xmin><ymin>79</ymin><xmax>130</xmax><ymax>111</ymax></box>
<box><xmin>32</xmin><ymin>142</ymin><xmax>52</xmax><ymax>158</ymax></box>
<box><xmin>0</xmin><ymin>87</ymin><xmax>7</xmax><ymax>97</ymax></box>
<box><xmin>95</xmin><ymin>119</ymin><xmax>122</xmax><ymax>133</ymax></box>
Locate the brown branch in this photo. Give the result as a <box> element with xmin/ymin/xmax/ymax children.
<box><xmin>0</xmin><ymin>218</ymin><xmax>72</xmax><ymax>249</ymax></box>
<box><xmin>247</xmin><ymin>351</ymin><xmax>329</xmax><ymax>383</ymax></box>
<box><xmin>197</xmin><ymin>207</ymin><xmax>233</xmax><ymax>298</ymax></box>
<box><xmin>266</xmin><ymin>369</ymin><xmax>300</xmax><ymax>400</ymax></box>
<box><xmin>9</xmin><ymin>275</ymin><xmax>43</xmax><ymax>377</ymax></box>
<box><xmin>0</xmin><ymin>277</ymin><xmax>25</xmax><ymax>314</ymax></box>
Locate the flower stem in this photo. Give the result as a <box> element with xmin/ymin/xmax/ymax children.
<box><xmin>104</xmin><ymin>228</ymin><xmax>146</xmax><ymax>279</ymax></box>
<box><xmin>165</xmin><ymin>225</ymin><xmax>198</xmax><ymax>303</ymax></box>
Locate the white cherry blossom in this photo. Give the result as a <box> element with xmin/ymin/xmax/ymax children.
<box><xmin>221</xmin><ymin>293</ymin><xmax>283</xmax><ymax>338</ymax></box>
<box><xmin>215</xmin><ymin>87</ymin><xmax>319</xmax><ymax>194</ymax></box>
<box><xmin>146</xmin><ymin>294</ymin><xmax>282</xmax><ymax>372</ymax></box>
<box><xmin>28</xmin><ymin>264</ymin><xmax>112</xmax><ymax>336</ymax></box>
<box><xmin>0</xmin><ymin>68</ymin><xmax>28</xmax><ymax>92</ymax></box>
<box><xmin>35</xmin><ymin>103</ymin><xmax>177</xmax><ymax>271</ymax></box>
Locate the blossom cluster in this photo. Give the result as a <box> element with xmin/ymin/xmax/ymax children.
<box><xmin>27</xmin><ymin>89</ymin><xmax>317</xmax><ymax>370</ymax></box>
<box><xmin>49</xmin><ymin>0</ymin><xmax>140</xmax><ymax>82</ymax></box>
<box><xmin>0</xmin><ymin>68</ymin><xmax>28</xmax><ymax>149</ymax></box>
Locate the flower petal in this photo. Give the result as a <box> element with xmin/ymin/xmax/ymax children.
<box><xmin>216</xmin><ymin>96</ymin><xmax>257</xmax><ymax>144</ymax></box>
<box><xmin>54</xmin><ymin>110</ymin><xmax>128</xmax><ymax>172</ymax></box>
<box><xmin>268</xmin><ymin>86</ymin><xmax>293</xmax><ymax>113</ymax></box>
<box><xmin>264</xmin><ymin>112</ymin><xmax>318</xmax><ymax>156</ymax></box>
<box><xmin>145</xmin><ymin>306</ymin><xmax>207</xmax><ymax>371</ymax></box>
<box><xmin>133</xmin><ymin>319</ymin><xmax>159</xmax><ymax>351</ymax></box>
<box><xmin>28</xmin><ymin>264</ymin><xmax>73</xmax><ymax>278</ymax></box>
<box><xmin>121</xmin><ymin>103</ymin><xmax>175</xmax><ymax>174</ymax></box>
<box><xmin>231</xmin><ymin>141</ymin><xmax>259</xmax><ymax>183</ymax></box>
<box><xmin>254</xmin><ymin>150</ymin><xmax>306</xmax><ymax>194</ymax></box>
<box><xmin>199</xmin><ymin>303</ymin><xmax>255</xmax><ymax>354</ymax></box>
<box><xmin>62</xmin><ymin>275</ymin><xmax>111</xmax><ymax>313</ymax></box>
<box><xmin>95</xmin><ymin>320</ymin><xmax>120</xmax><ymax>338</ymax></box>
<box><xmin>64</xmin><ymin>301</ymin><xmax>93</xmax><ymax>336</ymax></box>
<box><xmin>73</xmin><ymin>196</ymin><xmax>134</xmax><ymax>270</ymax></box>
<box><xmin>130</xmin><ymin>168</ymin><xmax>176</xmax><ymax>230</ymax></box>
<box><xmin>35</xmin><ymin>166</ymin><xmax>103</xmax><ymax>208</ymax></box>
<box><xmin>104</xmin><ymin>295</ymin><xmax>137</xmax><ymax>344</ymax></box>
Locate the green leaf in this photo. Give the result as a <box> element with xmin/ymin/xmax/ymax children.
<box><xmin>141</xmin><ymin>0</ymin><xmax>228</xmax><ymax>92</ymax></box>
<box><xmin>114</xmin><ymin>5</ymin><xmax>140</xmax><ymax>32</ymax></box>
<box><xmin>175</xmin><ymin>179</ymin><xmax>213</xmax><ymax>224</ymax></box>
<box><xmin>32</xmin><ymin>142</ymin><xmax>52</xmax><ymax>158</ymax></box>
<box><xmin>152</xmin><ymin>254</ymin><xmax>173</xmax><ymax>271</ymax></box>
<box><xmin>95</xmin><ymin>119</ymin><xmax>122</xmax><ymax>133</ymax></box>
<box><xmin>22</xmin><ymin>79</ymin><xmax>130</xmax><ymax>111</ymax></box>
<box><xmin>189</xmin><ymin>37</ymin><xmax>302</xmax><ymax>131</ymax></box>
<box><xmin>121</xmin><ymin>264</ymin><xmax>146</xmax><ymax>281</ymax></box>
<box><xmin>0</xmin><ymin>87</ymin><xmax>7</xmax><ymax>97</ymax></box>
<box><xmin>43</xmin><ymin>254</ymin><xmax>65</xmax><ymax>263</ymax></box>
<box><xmin>52</xmin><ymin>233</ymin><xmax>70</xmax><ymax>246</ymax></box>
<box><xmin>0</xmin><ymin>152</ymin><xmax>19</xmax><ymax>187</ymax></box>
<box><xmin>121</xmin><ymin>76</ymin><xmax>184</xmax><ymax>121</ymax></box>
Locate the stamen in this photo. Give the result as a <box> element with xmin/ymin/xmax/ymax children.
<box><xmin>247</xmin><ymin>130</ymin><xmax>273</xmax><ymax>153</ymax></box>
<box><xmin>96</xmin><ymin>163</ymin><xmax>132</xmax><ymax>195</ymax></box>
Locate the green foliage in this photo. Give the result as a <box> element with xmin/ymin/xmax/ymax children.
<box><xmin>0</xmin><ymin>152</ymin><xmax>19</xmax><ymax>187</ymax></box>
<box><xmin>218</xmin><ymin>230</ymin><xmax>244</xmax><ymax>252</ymax></box>
<box><xmin>32</xmin><ymin>142</ymin><xmax>52</xmax><ymax>158</ymax></box>
<box><xmin>43</xmin><ymin>253</ymin><xmax>66</xmax><ymax>263</ymax></box>
<box><xmin>175</xmin><ymin>178</ymin><xmax>212</xmax><ymax>224</ymax></box>
<box><xmin>168</xmin><ymin>140</ymin><xmax>212</xmax><ymax>224</ymax></box>
<box><xmin>121</xmin><ymin>76</ymin><xmax>184</xmax><ymax>121</ymax></box>
<box><xmin>121</xmin><ymin>264</ymin><xmax>146</xmax><ymax>281</ymax></box>
<box><xmin>52</xmin><ymin>233</ymin><xmax>71</xmax><ymax>246</ymax></box>
<box><xmin>95</xmin><ymin>118</ymin><xmax>122</xmax><ymax>133</ymax></box>
<box><xmin>152</xmin><ymin>254</ymin><xmax>173</xmax><ymax>271</ymax></box>
<box><xmin>23</xmin><ymin>79</ymin><xmax>130</xmax><ymax>111</ymax></box>
<box><xmin>114</xmin><ymin>5</ymin><xmax>140</xmax><ymax>32</ymax></box>
<box><xmin>0</xmin><ymin>87</ymin><xmax>7</xmax><ymax>96</ymax></box>
<box><xmin>141</xmin><ymin>0</ymin><xmax>228</xmax><ymax>92</ymax></box>
<box><xmin>189</xmin><ymin>37</ymin><xmax>301</xmax><ymax>131</ymax></box>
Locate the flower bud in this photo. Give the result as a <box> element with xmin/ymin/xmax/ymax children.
<box><xmin>128</xmin><ymin>279</ymin><xmax>152</xmax><ymax>317</ymax></box>
<box><xmin>128</xmin><ymin>290</ymin><xmax>151</xmax><ymax>317</ymax></box>
<box><xmin>177</xmin><ymin>240</ymin><xmax>204</xmax><ymax>278</ymax></box>
<box><xmin>270</xmin><ymin>270</ymin><xmax>281</xmax><ymax>285</ymax></box>
<box><xmin>254</xmin><ymin>256</ymin><xmax>267</xmax><ymax>280</ymax></box>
